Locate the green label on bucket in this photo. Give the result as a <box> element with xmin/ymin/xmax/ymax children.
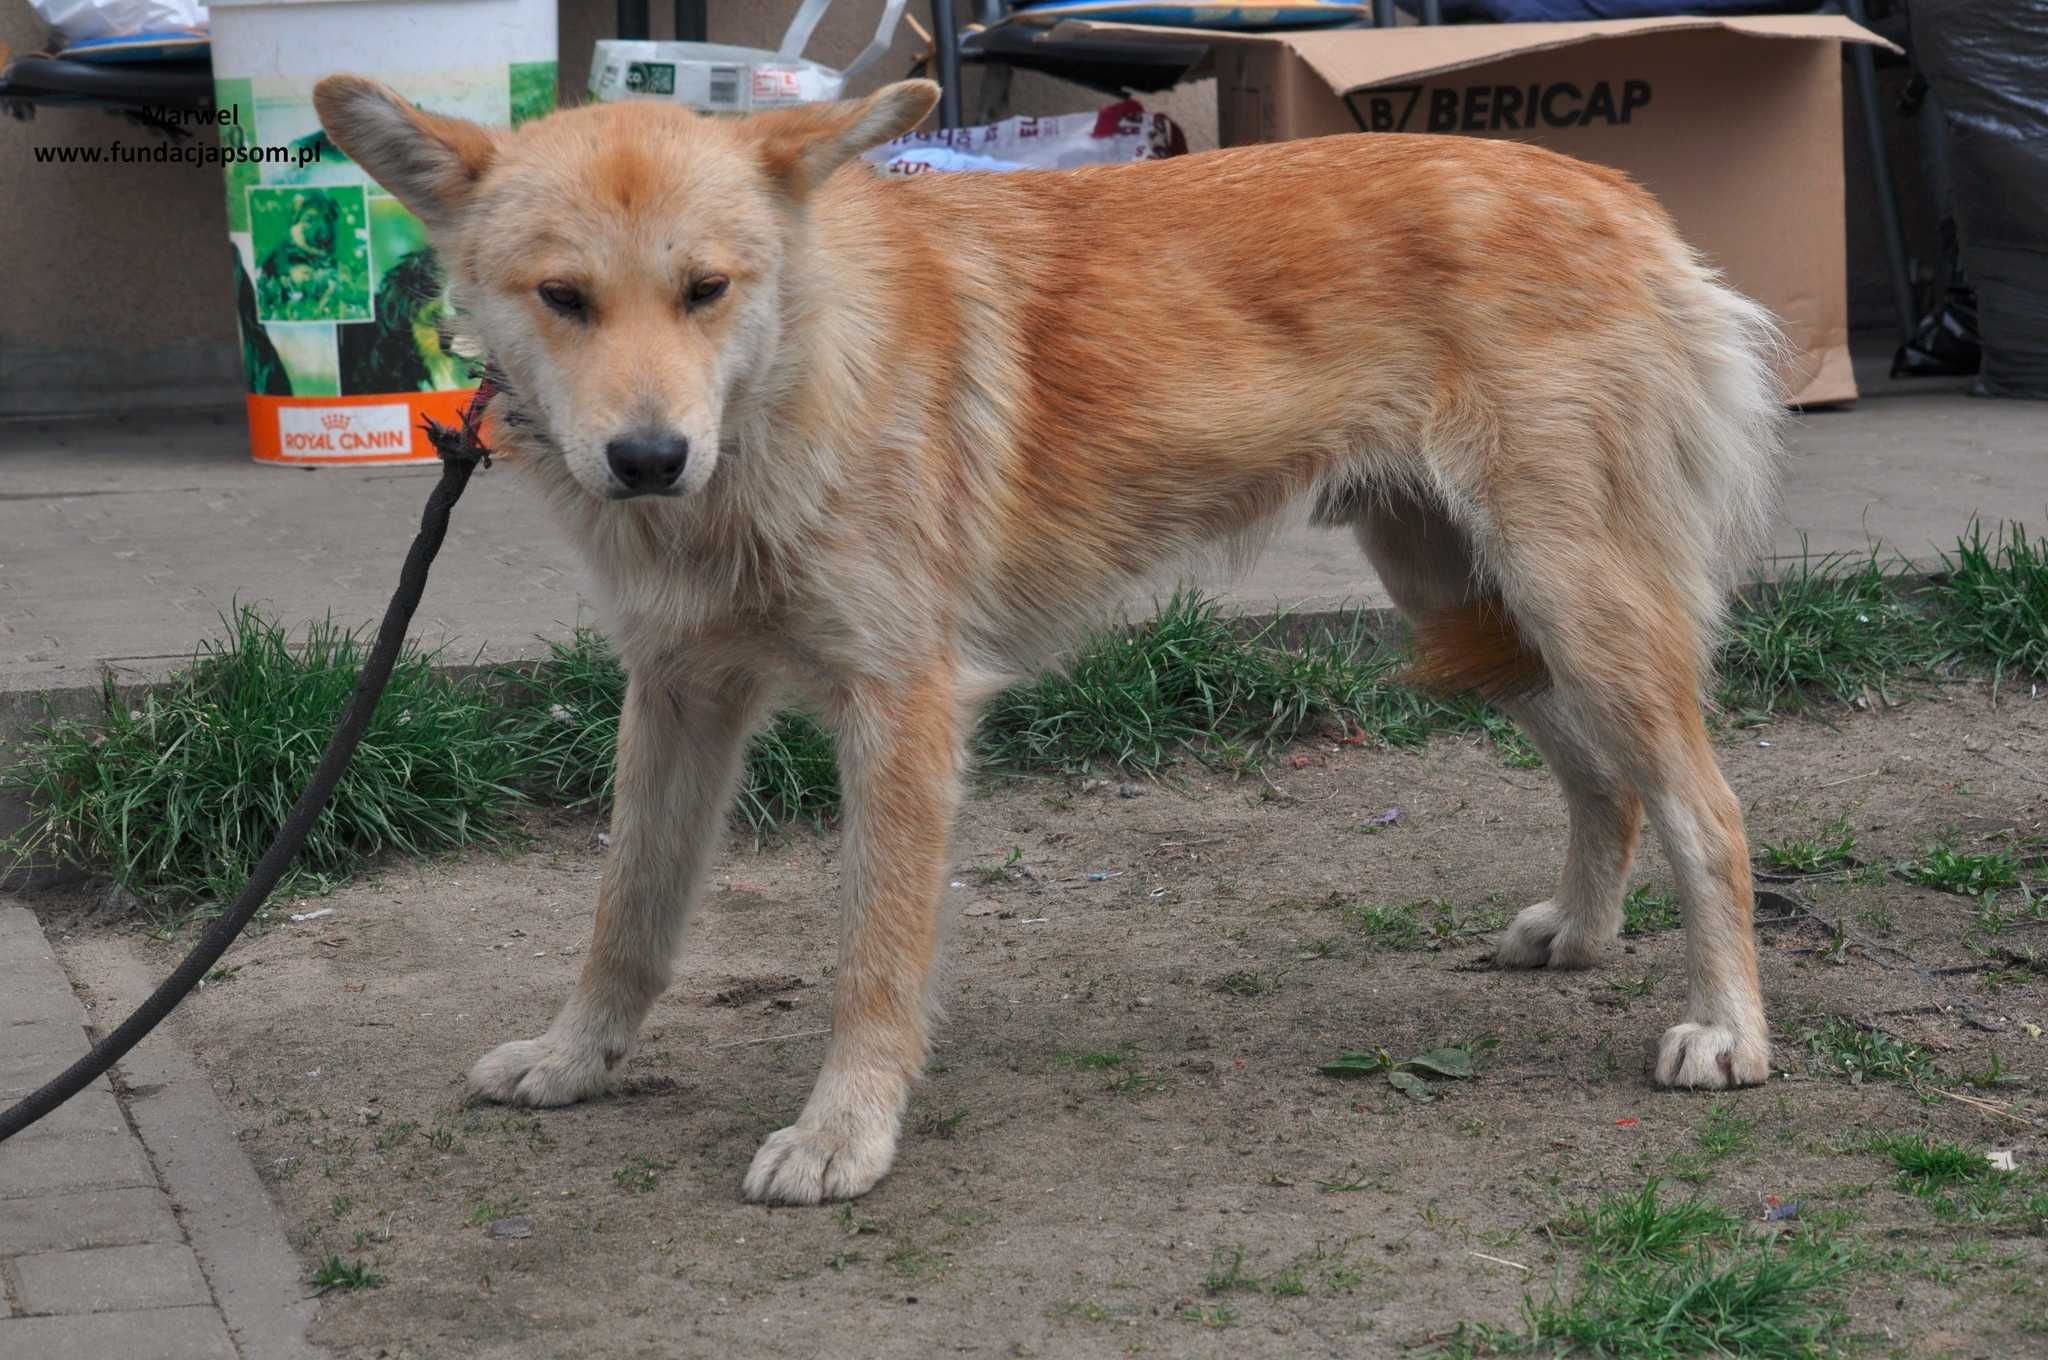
<box><xmin>219</xmin><ymin>63</ymin><xmax>558</xmax><ymax>405</ymax></box>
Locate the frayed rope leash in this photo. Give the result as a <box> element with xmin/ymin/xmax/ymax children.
<box><xmin>0</xmin><ymin>381</ymin><xmax>498</xmax><ymax>1143</ymax></box>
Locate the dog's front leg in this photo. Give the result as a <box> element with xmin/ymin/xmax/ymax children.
<box><xmin>469</xmin><ymin>672</ymin><xmax>759</xmax><ymax>1106</ymax></box>
<box><xmin>742</xmin><ymin>666</ymin><xmax>962</xmax><ymax>1205</ymax></box>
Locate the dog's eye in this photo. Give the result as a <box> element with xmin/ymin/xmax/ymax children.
<box><xmin>687</xmin><ymin>275</ymin><xmax>729</xmax><ymax>308</ymax></box>
<box><xmin>538</xmin><ymin>281</ymin><xmax>585</xmax><ymax>315</ymax></box>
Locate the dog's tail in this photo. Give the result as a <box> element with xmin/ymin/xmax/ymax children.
<box><xmin>1408</xmin><ymin>267</ymin><xmax>1784</xmax><ymax>706</ymax></box>
<box><xmin>1653</xmin><ymin>263</ymin><xmax>1790</xmax><ymax>676</ymax></box>
<box><xmin>1406</xmin><ymin>597</ymin><xmax>1548</xmax><ymax>703</ymax></box>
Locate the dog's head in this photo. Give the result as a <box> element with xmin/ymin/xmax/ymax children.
<box><xmin>313</xmin><ymin>77</ymin><xmax>937</xmax><ymax>501</ymax></box>
<box><xmin>288</xmin><ymin>192</ymin><xmax>340</xmax><ymax>255</ymax></box>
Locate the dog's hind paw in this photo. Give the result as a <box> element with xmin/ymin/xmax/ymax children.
<box><xmin>1494</xmin><ymin>900</ymin><xmax>1607</xmax><ymax>970</ymax></box>
<box><xmin>1652</xmin><ymin>1021</ymin><xmax>1770</xmax><ymax>1089</ymax></box>
<box><xmin>467</xmin><ymin>1037</ymin><xmax>614</xmax><ymax>1107</ymax></box>
<box><xmin>741</xmin><ymin>1119</ymin><xmax>897</xmax><ymax>1205</ymax></box>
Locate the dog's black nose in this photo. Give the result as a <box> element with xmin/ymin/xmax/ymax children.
<box><xmin>604</xmin><ymin>430</ymin><xmax>689</xmax><ymax>494</ymax></box>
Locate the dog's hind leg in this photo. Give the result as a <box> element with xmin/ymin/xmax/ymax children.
<box><xmin>469</xmin><ymin>671</ymin><xmax>762</xmax><ymax>1106</ymax></box>
<box><xmin>743</xmin><ymin>662</ymin><xmax>964</xmax><ymax>1205</ymax></box>
<box><xmin>1477</xmin><ymin>545</ymin><xmax>1767</xmax><ymax>1090</ymax></box>
<box><xmin>1351</xmin><ymin>494</ymin><xmax>1640</xmax><ymax>969</ymax></box>
<box><xmin>1486</xmin><ymin>693</ymin><xmax>1641</xmax><ymax>967</ymax></box>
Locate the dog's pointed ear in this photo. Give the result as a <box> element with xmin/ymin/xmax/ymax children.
<box><xmin>313</xmin><ymin>74</ymin><xmax>500</xmax><ymax>231</ymax></box>
<box><xmin>755</xmin><ymin>80</ymin><xmax>940</xmax><ymax>196</ymax></box>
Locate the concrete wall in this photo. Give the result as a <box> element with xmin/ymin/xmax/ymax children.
<box><xmin>0</xmin><ymin>1</ymin><xmax>1916</xmax><ymax>416</ymax></box>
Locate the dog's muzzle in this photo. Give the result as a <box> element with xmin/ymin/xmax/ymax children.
<box><xmin>604</xmin><ymin>429</ymin><xmax>689</xmax><ymax>497</ymax></box>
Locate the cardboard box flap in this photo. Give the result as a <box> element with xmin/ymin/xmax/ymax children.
<box><xmin>1029</xmin><ymin>15</ymin><xmax>1896</xmax><ymax>95</ymax></box>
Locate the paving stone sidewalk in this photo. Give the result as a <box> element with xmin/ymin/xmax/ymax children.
<box><xmin>0</xmin><ymin>904</ymin><xmax>318</xmax><ymax>1359</ymax></box>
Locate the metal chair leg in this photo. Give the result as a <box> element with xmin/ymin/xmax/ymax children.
<box><xmin>932</xmin><ymin>1</ymin><xmax>963</xmax><ymax>129</ymax></box>
<box><xmin>674</xmin><ymin>0</ymin><xmax>705</xmax><ymax>42</ymax></box>
<box><xmin>1843</xmin><ymin>0</ymin><xmax>1918</xmax><ymax>346</ymax></box>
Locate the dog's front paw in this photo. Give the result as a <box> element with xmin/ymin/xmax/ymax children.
<box><xmin>741</xmin><ymin>1117</ymin><xmax>898</xmax><ymax>1205</ymax></box>
<box><xmin>1652</xmin><ymin>1021</ymin><xmax>1770</xmax><ymax>1089</ymax></box>
<box><xmin>467</xmin><ymin>1036</ymin><xmax>614</xmax><ymax>1107</ymax></box>
<box><xmin>1494</xmin><ymin>900</ymin><xmax>1606</xmax><ymax>969</ymax></box>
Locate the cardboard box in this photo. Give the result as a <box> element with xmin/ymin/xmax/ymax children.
<box><xmin>1000</xmin><ymin>16</ymin><xmax>1894</xmax><ymax>407</ymax></box>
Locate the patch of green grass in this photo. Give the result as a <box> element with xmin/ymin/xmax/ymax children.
<box><xmin>1268</xmin><ymin>1263</ymin><xmax>1309</xmax><ymax>1297</ymax></box>
<box><xmin>1215</xmin><ymin>969</ymin><xmax>1281</xmax><ymax>997</ymax></box>
<box><xmin>1203</xmin><ymin>1245</ymin><xmax>1256</xmax><ymax>1295</ymax></box>
<box><xmin>733</xmin><ymin>713</ymin><xmax>841</xmax><ymax>830</ymax></box>
<box><xmin>502</xmin><ymin>630</ymin><xmax>840</xmax><ymax>831</ymax></box>
<box><xmin>1802</xmin><ymin>1014</ymin><xmax>1935</xmax><ymax>1085</ymax></box>
<box><xmin>1974</xmin><ymin>887</ymin><xmax>2048</xmax><ymax>937</ymax></box>
<box><xmin>1443</xmin><ymin>1183</ymin><xmax>1851</xmax><ymax>1359</ymax></box>
<box><xmin>1180</xmin><ymin>1302</ymin><xmax>1238</xmax><ymax>1328</ymax></box>
<box><xmin>885</xmin><ymin>1244</ymin><xmax>946</xmax><ymax>1278</ymax></box>
<box><xmin>309</xmin><ymin>1255</ymin><xmax>384</xmax><ymax>1294</ymax></box>
<box><xmin>1351</xmin><ymin>899</ymin><xmax>1425</xmax><ymax>948</ymax></box>
<box><xmin>1933</xmin><ymin>520</ymin><xmax>2048</xmax><ymax>679</ymax></box>
<box><xmin>2</xmin><ymin>607</ymin><xmax>524</xmax><ymax>915</ymax></box>
<box><xmin>966</xmin><ymin>846</ymin><xmax>1022</xmax><ymax>885</ymax></box>
<box><xmin>1608</xmin><ymin>973</ymin><xmax>1658</xmax><ymax>1002</ymax></box>
<box><xmin>495</xmin><ymin>628</ymin><xmax>621</xmax><ymax>808</ymax></box>
<box><xmin>372</xmin><ymin>1119</ymin><xmax>418</xmax><ymax>1152</ymax></box>
<box><xmin>1104</xmin><ymin>1068</ymin><xmax>1172</xmax><ymax>1097</ymax></box>
<box><xmin>1621</xmin><ymin>885</ymin><xmax>1682</xmax><ymax>936</ymax></box>
<box><xmin>1874</xmin><ymin>1134</ymin><xmax>1991</xmax><ymax>1193</ymax></box>
<box><xmin>611</xmin><ymin>1155</ymin><xmax>669</xmax><ymax>1193</ymax></box>
<box><xmin>1905</xmin><ymin>841</ymin><xmax>2024</xmax><ymax>898</ymax></box>
<box><xmin>1052</xmin><ymin>1047</ymin><xmax>1128</xmax><ymax>1072</ymax></box>
<box><xmin>494</xmin><ymin>596</ymin><xmax>1541</xmax><ymax>835</ymax></box>
<box><xmin>1716</xmin><ymin>548</ymin><xmax>1939</xmax><ymax>713</ymax></box>
<box><xmin>979</xmin><ymin>590</ymin><xmax>1516</xmax><ymax>773</ymax></box>
<box><xmin>1869</xmin><ymin>1134</ymin><xmax>2048</xmax><ymax>1233</ymax></box>
<box><xmin>1671</xmin><ymin>1102</ymin><xmax>1759</xmax><ymax>1183</ymax></box>
<box><xmin>1695</xmin><ymin>1102</ymin><xmax>1760</xmax><ymax>1161</ymax></box>
<box><xmin>1555</xmin><ymin>1181</ymin><xmax>1744</xmax><ymax>1265</ymax></box>
<box><xmin>1340</xmin><ymin>896</ymin><xmax>1501</xmax><ymax>950</ymax></box>
<box><xmin>834</xmin><ymin>1203</ymin><xmax>882</xmax><ymax>1236</ymax></box>
<box><xmin>1194</xmin><ymin>1243</ymin><xmax>1352</xmax><ymax>1303</ymax></box>
<box><xmin>466</xmin><ymin>1196</ymin><xmax>523</xmax><ymax>1227</ymax></box>
<box><xmin>1759</xmin><ymin>817</ymin><xmax>1857</xmax><ymax>874</ymax></box>
<box><xmin>1515</xmin><ymin>1241</ymin><xmax>1849</xmax><ymax>1359</ymax></box>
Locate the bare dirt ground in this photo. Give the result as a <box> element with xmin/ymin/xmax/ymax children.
<box><xmin>45</xmin><ymin>685</ymin><xmax>2048</xmax><ymax>1359</ymax></box>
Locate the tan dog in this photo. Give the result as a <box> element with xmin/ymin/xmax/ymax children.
<box><xmin>314</xmin><ymin>75</ymin><xmax>1784</xmax><ymax>1205</ymax></box>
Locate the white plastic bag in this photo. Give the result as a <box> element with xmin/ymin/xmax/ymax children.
<box><xmin>866</xmin><ymin>100</ymin><xmax>1188</xmax><ymax>176</ymax></box>
<box><xmin>31</xmin><ymin>0</ymin><xmax>207</xmax><ymax>45</ymax></box>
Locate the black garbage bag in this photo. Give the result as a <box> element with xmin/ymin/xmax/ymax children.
<box><xmin>1909</xmin><ymin>0</ymin><xmax>2048</xmax><ymax>399</ymax></box>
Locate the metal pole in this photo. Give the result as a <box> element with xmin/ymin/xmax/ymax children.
<box><xmin>674</xmin><ymin>0</ymin><xmax>706</xmax><ymax>42</ymax></box>
<box><xmin>1843</xmin><ymin>0</ymin><xmax>1918</xmax><ymax>345</ymax></box>
<box><xmin>1421</xmin><ymin>0</ymin><xmax>1442</xmax><ymax>23</ymax></box>
<box><xmin>617</xmin><ymin>0</ymin><xmax>647</xmax><ymax>42</ymax></box>
<box><xmin>931</xmin><ymin>1</ymin><xmax>963</xmax><ymax>130</ymax></box>
<box><xmin>1373</xmin><ymin>0</ymin><xmax>1395</xmax><ymax>27</ymax></box>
